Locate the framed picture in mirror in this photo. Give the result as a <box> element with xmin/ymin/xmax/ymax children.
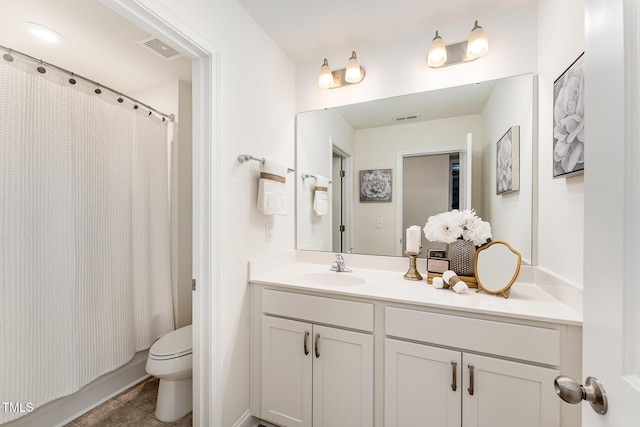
<box><xmin>496</xmin><ymin>125</ymin><xmax>520</xmax><ymax>195</ymax></box>
<box><xmin>359</xmin><ymin>168</ymin><xmax>392</xmax><ymax>202</ymax></box>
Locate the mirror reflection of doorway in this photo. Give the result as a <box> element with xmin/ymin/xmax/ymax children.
<box><xmin>402</xmin><ymin>154</ymin><xmax>460</xmax><ymax>257</ymax></box>
<box><xmin>332</xmin><ymin>147</ymin><xmax>352</xmax><ymax>253</ymax></box>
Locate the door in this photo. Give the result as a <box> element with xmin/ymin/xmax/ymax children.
<box><xmin>261</xmin><ymin>316</ymin><xmax>312</xmax><ymax>427</ymax></box>
<box><xmin>312</xmin><ymin>325</ymin><xmax>373</xmax><ymax>427</ymax></box>
<box><xmin>402</xmin><ymin>154</ymin><xmax>450</xmax><ymax>257</ymax></box>
<box><xmin>332</xmin><ymin>154</ymin><xmax>344</xmax><ymax>253</ymax></box>
<box><xmin>462</xmin><ymin>353</ymin><xmax>559</xmax><ymax>427</ymax></box>
<box><xmin>580</xmin><ymin>0</ymin><xmax>640</xmax><ymax>425</ymax></box>
<box><xmin>385</xmin><ymin>339</ymin><xmax>461</xmax><ymax>427</ymax></box>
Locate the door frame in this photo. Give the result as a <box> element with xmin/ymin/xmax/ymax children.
<box><xmin>395</xmin><ymin>144</ymin><xmax>468</xmax><ymax>256</ymax></box>
<box><xmin>100</xmin><ymin>1</ymin><xmax>220</xmax><ymax>426</ymax></box>
<box><xmin>332</xmin><ymin>144</ymin><xmax>353</xmax><ymax>253</ymax></box>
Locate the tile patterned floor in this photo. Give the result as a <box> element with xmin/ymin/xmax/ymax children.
<box><xmin>64</xmin><ymin>377</ymin><xmax>192</xmax><ymax>427</ymax></box>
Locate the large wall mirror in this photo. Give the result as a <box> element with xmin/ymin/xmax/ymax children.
<box><xmin>296</xmin><ymin>73</ymin><xmax>535</xmax><ymax>265</ymax></box>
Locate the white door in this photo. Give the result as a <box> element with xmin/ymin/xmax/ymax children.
<box><xmin>312</xmin><ymin>325</ymin><xmax>373</xmax><ymax>427</ymax></box>
<box><xmin>385</xmin><ymin>339</ymin><xmax>461</xmax><ymax>427</ymax></box>
<box><xmin>580</xmin><ymin>0</ymin><xmax>640</xmax><ymax>425</ymax></box>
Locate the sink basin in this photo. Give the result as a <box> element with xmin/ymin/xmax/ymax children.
<box><xmin>297</xmin><ymin>271</ymin><xmax>366</xmax><ymax>287</ymax></box>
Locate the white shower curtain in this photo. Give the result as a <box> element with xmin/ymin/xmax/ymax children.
<box><xmin>0</xmin><ymin>57</ymin><xmax>174</xmax><ymax>423</ymax></box>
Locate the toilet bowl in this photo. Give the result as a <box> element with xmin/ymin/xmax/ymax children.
<box><xmin>146</xmin><ymin>324</ymin><xmax>193</xmax><ymax>422</ymax></box>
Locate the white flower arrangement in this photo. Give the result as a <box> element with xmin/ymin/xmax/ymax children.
<box><xmin>423</xmin><ymin>209</ymin><xmax>492</xmax><ymax>246</ymax></box>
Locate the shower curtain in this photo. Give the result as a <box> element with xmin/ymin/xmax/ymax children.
<box><xmin>0</xmin><ymin>57</ymin><xmax>174</xmax><ymax>423</ymax></box>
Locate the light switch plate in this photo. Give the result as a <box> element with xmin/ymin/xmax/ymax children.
<box><xmin>265</xmin><ymin>222</ymin><xmax>273</xmax><ymax>242</ymax></box>
<box><xmin>376</xmin><ymin>217</ymin><xmax>383</xmax><ymax>228</ymax></box>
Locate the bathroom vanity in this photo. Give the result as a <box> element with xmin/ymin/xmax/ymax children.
<box><xmin>249</xmin><ymin>251</ymin><xmax>582</xmax><ymax>427</ymax></box>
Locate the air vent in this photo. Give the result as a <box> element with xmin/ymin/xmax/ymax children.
<box><xmin>393</xmin><ymin>114</ymin><xmax>420</xmax><ymax>122</ymax></box>
<box><xmin>138</xmin><ymin>36</ymin><xmax>181</xmax><ymax>61</ymax></box>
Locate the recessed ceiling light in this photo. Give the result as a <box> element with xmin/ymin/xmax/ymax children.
<box><xmin>21</xmin><ymin>22</ymin><xmax>64</xmax><ymax>44</ymax></box>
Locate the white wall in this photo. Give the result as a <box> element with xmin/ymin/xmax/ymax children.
<box><xmin>153</xmin><ymin>0</ymin><xmax>296</xmax><ymax>425</ymax></box>
<box><xmin>537</xmin><ymin>0</ymin><xmax>585</xmax><ymax>287</ymax></box>
<box><xmin>353</xmin><ymin>115</ymin><xmax>482</xmax><ymax>256</ymax></box>
<box><xmin>480</xmin><ymin>74</ymin><xmax>534</xmax><ymax>264</ymax></box>
<box><xmin>295</xmin><ymin>5</ymin><xmax>538</xmax><ymax>112</ymax></box>
<box><xmin>296</xmin><ymin>109</ymin><xmax>354</xmax><ymax>251</ymax></box>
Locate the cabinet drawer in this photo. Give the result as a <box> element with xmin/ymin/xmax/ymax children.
<box><xmin>262</xmin><ymin>289</ymin><xmax>374</xmax><ymax>332</ymax></box>
<box><xmin>385</xmin><ymin>307</ymin><xmax>560</xmax><ymax>366</ymax></box>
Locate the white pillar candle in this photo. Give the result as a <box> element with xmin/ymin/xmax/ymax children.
<box><xmin>406</xmin><ymin>225</ymin><xmax>421</xmax><ymax>253</ymax></box>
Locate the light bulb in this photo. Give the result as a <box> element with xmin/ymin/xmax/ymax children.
<box><xmin>466</xmin><ymin>21</ymin><xmax>489</xmax><ymax>60</ymax></box>
<box><xmin>318</xmin><ymin>58</ymin><xmax>333</xmax><ymax>89</ymax></box>
<box><xmin>427</xmin><ymin>31</ymin><xmax>447</xmax><ymax>67</ymax></box>
<box><xmin>345</xmin><ymin>51</ymin><xmax>362</xmax><ymax>83</ymax></box>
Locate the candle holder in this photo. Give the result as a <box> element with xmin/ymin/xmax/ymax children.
<box><xmin>403</xmin><ymin>250</ymin><xmax>423</xmax><ymax>281</ymax></box>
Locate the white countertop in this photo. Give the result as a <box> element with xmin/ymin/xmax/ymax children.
<box><xmin>249</xmin><ymin>251</ymin><xmax>583</xmax><ymax>327</ymax></box>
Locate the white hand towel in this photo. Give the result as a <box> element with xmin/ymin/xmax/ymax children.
<box><xmin>257</xmin><ymin>159</ymin><xmax>288</xmax><ymax>215</ymax></box>
<box><xmin>313</xmin><ymin>175</ymin><xmax>329</xmax><ymax>215</ymax></box>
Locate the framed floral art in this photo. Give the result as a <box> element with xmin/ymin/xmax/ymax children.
<box><xmin>553</xmin><ymin>52</ymin><xmax>585</xmax><ymax>178</ymax></box>
<box><xmin>359</xmin><ymin>168</ymin><xmax>392</xmax><ymax>202</ymax></box>
<box><xmin>496</xmin><ymin>125</ymin><xmax>520</xmax><ymax>195</ymax></box>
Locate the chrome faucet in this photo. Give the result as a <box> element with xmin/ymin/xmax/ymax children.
<box><xmin>330</xmin><ymin>254</ymin><xmax>352</xmax><ymax>272</ymax></box>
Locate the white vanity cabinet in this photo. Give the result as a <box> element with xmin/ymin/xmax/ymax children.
<box><xmin>253</xmin><ymin>288</ymin><xmax>374</xmax><ymax>427</ymax></box>
<box><xmin>385</xmin><ymin>307</ymin><xmax>564</xmax><ymax>427</ymax></box>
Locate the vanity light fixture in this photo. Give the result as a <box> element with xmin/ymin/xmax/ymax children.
<box><xmin>318</xmin><ymin>51</ymin><xmax>366</xmax><ymax>89</ymax></box>
<box><xmin>427</xmin><ymin>20</ymin><xmax>489</xmax><ymax>68</ymax></box>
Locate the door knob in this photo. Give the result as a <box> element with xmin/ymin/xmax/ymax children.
<box><xmin>554</xmin><ymin>375</ymin><xmax>608</xmax><ymax>415</ymax></box>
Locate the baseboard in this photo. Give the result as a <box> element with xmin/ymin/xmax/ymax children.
<box><xmin>232</xmin><ymin>410</ymin><xmax>279</xmax><ymax>427</ymax></box>
<box><xmin>3</xmin><ymin>350</ymin><xmax>149</xmax><ymax>427</ymax></box>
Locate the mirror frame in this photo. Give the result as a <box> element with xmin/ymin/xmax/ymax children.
<box><xmin>474</xmin><ymin>240</ymin><xmax>522</xmax><ymax>298</ymax></box>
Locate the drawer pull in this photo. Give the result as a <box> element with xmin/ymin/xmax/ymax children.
<box><xmin>451</xmin><ymin>361</ymin><xmax>457</xmax><ymax>391</ymax></box>
<box><xmin>315</xmin><ymin>333</ymin><xmax>321</xmax><ymax>358</ymax></box>
<box><xmin>468</xmin><ymin>364</ymin><xmax>475</xmax><ymax>396</ymax></box>
<box><xmin>304</xmin><ymin>331</ymin><xmax>310</xmax><ymax>355</ymax></box>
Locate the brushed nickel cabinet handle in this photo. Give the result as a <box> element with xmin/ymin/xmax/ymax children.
<box><xmin>468</xmin><ymin>364</ymin><xmax>475</xmax><ymax>395</ymax></box>
<box><xmin>314</xmin><ymin>333</ymin><xmax>320</xmax><ymax>358</ymax></box>
<box><xmin>451</xmin><ymin>361</ymin><xmax>458</xmax><ymax>391</ymax></box>
<box><xmin>304</xmin><ymin>331</ymin><xmax>310</xmax><ymax>355</ymax></box>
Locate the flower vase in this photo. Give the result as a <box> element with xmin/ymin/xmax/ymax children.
<box><xmin>447</xmin><ymin>239</ymin><xmax>476</xmax><ymax>276</ymax></box>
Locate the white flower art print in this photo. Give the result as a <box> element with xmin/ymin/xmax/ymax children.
<box><xmin>553</xmin><ymin>53</ymin><xmax>585</xmax><ymax>177</ymax></box>
<box><xmin>359</xmin><ymin>168</ymin><xmax>392</xmax><ymax>202</ymax></box>
<box><xmin>496</xmin><ymin>126</ymin><xmax>520</xmax><ymax>195</ymax></box>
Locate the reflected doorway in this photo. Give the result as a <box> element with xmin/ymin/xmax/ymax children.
<box><xmin>332</xmin><ymin>146</ymin><xmax>352</xmax><ymax>253</ymax></box>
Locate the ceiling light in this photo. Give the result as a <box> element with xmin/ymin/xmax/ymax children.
<box><xmin>427</xmin><ymin>20</ymin><xmax>489</xmax><ymax>68</ymax></box>
<box><xmin>318</xmin><ymin>51</ymin><xmax>365</xmax><ymax>89</ymax></box>
<box><xmin>427</xmin><ymin>31</ymin><xmax>447</xmax><ymax>67</ymax></box>
<box><xmin>21</xmin><ymin>22</ymin><xmax>64</xmax><ymax>44</ymax></box>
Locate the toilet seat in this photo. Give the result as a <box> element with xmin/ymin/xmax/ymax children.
<box><xmin>149</xmin><ymin>324</ymin><xmax>193</xmax><ymax>361</ymax></box>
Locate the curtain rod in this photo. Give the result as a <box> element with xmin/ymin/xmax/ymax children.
<box><xmin>1</xmin><ymin>44</ymin><xmax>175</xmax><ymax>122</ymax></box>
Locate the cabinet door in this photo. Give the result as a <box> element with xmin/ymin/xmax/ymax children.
<box><xmin>462</xmin><ymin>353</ymin><xmax>559</xmax><ymax>427</ymax></box>
<box><xmin>261</xmin><ymin>316</ymin><xmax>312</xmax><ymax>427</ymax></box>
<box><xmin>385</xmin><ymin>338</ymin><xmax>462</xmax><ymax>427</ymax></box>
<box><xmin>312</xmin><ymin>324</ymin><xmax>373</xmax><ymax>427</ymax></box>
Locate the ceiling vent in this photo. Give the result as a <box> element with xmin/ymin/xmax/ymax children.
<box><xmin>393</xmin><ymin>114</ymin><xmax>420</xmax><ymax>122</ymax></box>
<box><xmin>138</xmin><ymin>36</ymin><xmax>181</xmax><ymax>61</ymax></box>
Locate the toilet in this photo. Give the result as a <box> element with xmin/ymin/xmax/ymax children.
<box><xmin>146</xmin><ymin>324</ymin><xmax>193</xmax><ymax>422</ymax></box>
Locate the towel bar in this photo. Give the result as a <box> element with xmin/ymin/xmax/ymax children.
<box><xmin>237</xmin><ymin>154</ymin><xmax>294</xmax><ymax>173</ymax></box>
<box><xmin>301</xmin><ymin>173</ymin><xmax>332</xmax><ymax>184</ymax></box>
